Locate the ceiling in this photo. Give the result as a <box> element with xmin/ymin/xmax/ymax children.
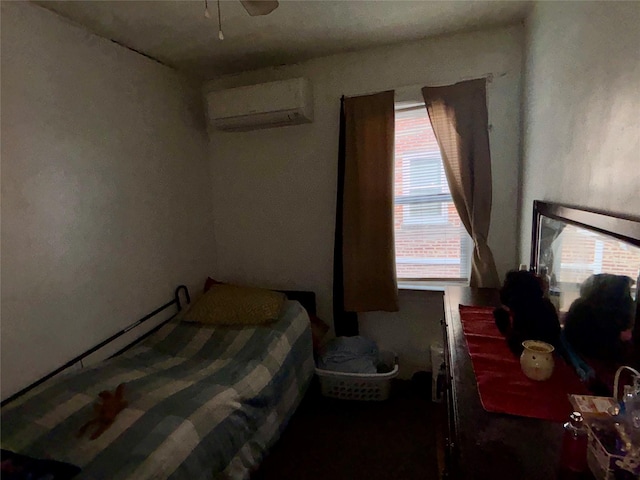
<box><xmin>34</xmin><ymin>0</ymin><xmax>532</xmax><ymax>79</ymax></box>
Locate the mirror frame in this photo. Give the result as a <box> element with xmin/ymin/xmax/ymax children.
<box><xmin>530</xmin><ymin>200</ymin><xmax>640</xmax><ymax>351</ymax></box>
<box><xmin>530</xmin><ymin>200</ymin><xmax>640</xmax><ymax>270</ymax></box>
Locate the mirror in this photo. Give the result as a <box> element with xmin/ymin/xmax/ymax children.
<box><xmin>531</xmin><ymin>201</ymin><xmax>640</xmax><ymax>390</ymax></box>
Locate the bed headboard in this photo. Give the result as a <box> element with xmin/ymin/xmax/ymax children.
<box><xmin>279</xmin><ymin>290</ymin><xmax>317</xmax><ymax>316</ymax></box>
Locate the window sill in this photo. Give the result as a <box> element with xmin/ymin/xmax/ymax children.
<box><xmin>397</xmin><ymin>280</ymin><xmax>468</xmax><ymax>292</ymax></box>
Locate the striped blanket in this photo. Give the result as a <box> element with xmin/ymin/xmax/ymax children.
<box><xmin>1</xmin><ymin>300</ymin><xmax>314</xmax><ymax>480</ymax></box>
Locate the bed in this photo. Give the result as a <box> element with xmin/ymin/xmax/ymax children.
<box><xmin>1</xmin><ymin>287</ymin><xmax>315</xmax><ymax>480</ymax></box>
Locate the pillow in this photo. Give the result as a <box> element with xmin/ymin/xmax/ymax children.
<box><xmin>182</xmin><ymin>284</ymin><xmax>286</xmax><ymax>326</ymax></box>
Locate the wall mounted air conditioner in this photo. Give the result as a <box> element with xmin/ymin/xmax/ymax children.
<box><xmin>206</xmin><ymin>78</ymin><xmax>313</xmax><ymax>132</ymax></box>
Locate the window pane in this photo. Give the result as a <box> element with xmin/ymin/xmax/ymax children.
<box><xmin>408</xmin><ymin>158</ymin><xmax>442</xmax><ymax>193</ymax></box>
<box><xmin>394</xmin><ymin>104</ymin><xmax>471</xmax><ymax>280</ymax></box>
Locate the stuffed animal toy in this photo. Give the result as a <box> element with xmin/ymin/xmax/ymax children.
<box><xmin>563</xmin><ymin>274</ymin><xmax>635</xmax><ymax>363</ymax></box>
<box><xmin>493</xmin><ymin>270</ymin><xmax>561</xmax><ymax>355</ymax></box>
<box><xmin>78</xmin><ymin>383</ymin><xmax>127</xmax><ymax>440</ymax></box>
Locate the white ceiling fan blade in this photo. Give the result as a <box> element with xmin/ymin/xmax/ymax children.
<box><xmin>240</xmin><ymin>0</ymin><xmax>279</xmax><ymax>16</ymax></box>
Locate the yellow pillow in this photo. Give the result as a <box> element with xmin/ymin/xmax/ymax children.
<box><xmin>181</xmin><ymin>284</ymin><xmax>286</xmax><ymax>325</ymax></box>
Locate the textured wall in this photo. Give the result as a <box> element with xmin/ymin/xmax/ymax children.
<box><xmin>1</xmin><ymin>2</ymin><xmax>215</xmax><ymax>400</ymax></box>
<box><xmin>519</xmin><ymin>1</ymin><xmax>640</xmax><ymax>261</ymax></box>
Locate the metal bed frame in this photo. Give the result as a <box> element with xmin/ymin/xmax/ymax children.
<box><xmin>1</xmin><ymin>285</ymin><xmax>191</xmax><ymax>407</ymax></box>
<box><xmin>1</xmin><ymin>285</ymin><xmax>317</xmax><ymax>408</ymax></box>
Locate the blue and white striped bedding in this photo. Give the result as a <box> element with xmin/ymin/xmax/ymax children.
<box><xmin>1</xmin><ymin>300</ymin><xmax>314</xmax><ymax>480</ymax></box>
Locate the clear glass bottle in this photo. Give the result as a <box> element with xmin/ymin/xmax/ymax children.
<box><xmin>559</xmin><ymin>412</ymin><xmax>588</xmax><ymax>472</ymax></box>
<box><xmin>624</xmin><ymin>377</ymin><xmax>640</xmax><ymax>429</ymax></box>
<box><xmin>622</xmin><ymin>385</ymin><xmax>634</xmax><ymax>413</ymax></box>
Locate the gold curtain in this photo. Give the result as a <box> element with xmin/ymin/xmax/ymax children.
<box><xmin>342</xmin><ymin>90</ymin><xmax>399</xmax><ymax>312</ymax></box>
<box><xmin>421</xmin><ymin>80</ymin><xmax>500</xmax><ymax>288</ymax></box>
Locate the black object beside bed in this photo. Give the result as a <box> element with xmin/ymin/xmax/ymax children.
<box><xmin>279</xmin><ymin>290</ymin><xmax>316</xmax><ymax>316</ymax></box>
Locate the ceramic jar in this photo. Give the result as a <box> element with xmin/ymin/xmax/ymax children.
<box><xmin>520</xmin><ymin>340</ymin><xmax>555</xmax><ymax>381</ymax></box>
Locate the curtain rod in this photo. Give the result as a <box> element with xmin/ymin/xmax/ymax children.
<box><xmin>342</xmin><ymin>72</ymin><xmax>498</xmax><ymax>100</ymax></box>
<box><xmin>395</xmin><ymin>104</ymin><xmax>426</xmax><ymax>113</ymax></box>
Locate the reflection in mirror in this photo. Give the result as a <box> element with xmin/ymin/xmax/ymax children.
<box><xmin>533</xmin><ymin>202</ymin><xmax>640</xmax><ymax>393</ymax></box>
<box><xmin>538</xmin><ymin>219</ymin><xmax>640</xmax><ymax>315</ymax></box>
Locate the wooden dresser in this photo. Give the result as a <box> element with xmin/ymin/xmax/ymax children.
<box><xmin>441</xmin><ymin>286</ymin><xmax>572</xmax><ymax>480</ymax></box>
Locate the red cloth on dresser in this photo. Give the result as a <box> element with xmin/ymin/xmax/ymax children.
<box><xmin>459</xmin><ymin>305</ymin><xmax>588</xmax><ymax>422</ymax></box>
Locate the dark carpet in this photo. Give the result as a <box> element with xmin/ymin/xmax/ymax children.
<box><xmin>252</xmin><ymin>378</ymin><xmax>441</xmax><ymax>480</ymax></box>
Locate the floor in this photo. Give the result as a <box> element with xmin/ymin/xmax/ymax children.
<box><xmin>252</xmin><ymin>377</ymin><xmax>441</xmax><ymax>480</ymax></box>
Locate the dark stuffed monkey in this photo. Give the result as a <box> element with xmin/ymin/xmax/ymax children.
<box><xmin>563</xmin><ymin>274</ymin><xmax>635</xmax><ymax>364</ymax></box>
<box><xmin>77</xmin><ymin>383</ymin><xmax>127</xmax><ymax>440</ymax></box>
<box><xmin>493</xmin><ymin>270</ymin><xmax>561</xmax><ymax>355</ymax></box>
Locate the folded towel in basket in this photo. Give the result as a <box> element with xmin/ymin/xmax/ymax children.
<box><xmin>317</xmin><ymin>336</ymin><xmax>379</xmax><ymax>374</ymax></box>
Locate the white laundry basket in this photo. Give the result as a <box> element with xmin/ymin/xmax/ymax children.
<box><xmin>315</xmin><ymin>351</ymin><xmax>399</xmax><ymax>401</ymax></box>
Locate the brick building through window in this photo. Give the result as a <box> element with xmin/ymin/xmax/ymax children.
<box><xmin>394</xmin><ymin>103</ymin><xmax>471</xmax><ymax>282</ymax></box>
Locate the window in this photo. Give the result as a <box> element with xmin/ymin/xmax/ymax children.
<box><xmin>394</xmin><ymin>102</ymin><xmax>471</xmax><ymax>283</ymax></box>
